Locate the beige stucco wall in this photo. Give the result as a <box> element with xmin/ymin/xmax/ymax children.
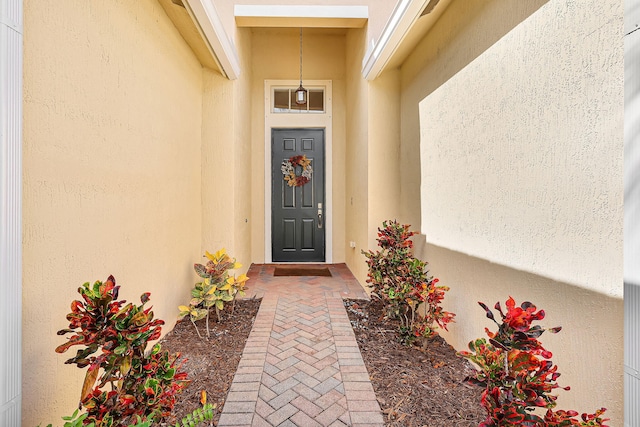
<box><xmin>408</xmin><ymin>0</ymin><xmax>622</xmax><ymax>423</ymax></box>
<box><xmin>200</xmin><ymin>26</ymin><xmax>252</xmax><ymax>269</ymax></box>
<box><xmin>367</xmin><ymin>70</ymin><xmax>402</xmax><ymax>250</ymax></box>
<box><xmin>344</xmin><ymin>30</ymin><xmax>404</xmax><ymax>285</ymax></box>
<box><xmin>417</xmin><ymin>0</ymin><xmax>622</xmax><ymax>296</ymax></box>
<box><xmin>22</xmin><ymin>0</ymin><xmax>203</xmax><ymax>424</ymax></box>
<box><xmin>232</xmin><ymin>28</ymin><xmax>254</xmax><ymax>267</ymax></box>
<box><xmin>400</xmin><ymin>0</ymin><xmax>550</xmax><ymax>230</ymax></box>
<box><xmin>344</xmin><ymin>34</ymin><xmax>404</xmax><ymax>286</ymax></box>
<box><xmin>202</xmin><ymin>69</ymin><xmax>235</xmax><ymax>252</ymax></box>
<box><xmin>345</xmin><ymin>27</ymin><xmax>370</xmax><ymax>281</ymax></box>
<box><xmin>249</xmin><ymin>28</ymin><xmax>347</xmax><ymax>264</ymax></box>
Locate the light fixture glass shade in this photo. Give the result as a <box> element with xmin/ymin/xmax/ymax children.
<box><xmin>295</xmin><ymin>85</ymin><xmax>307</xmax><ymax>105</ymax></box>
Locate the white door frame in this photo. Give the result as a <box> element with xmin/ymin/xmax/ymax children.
<box><xmin>264</xmin><ymin>80</ymin><xmax>333</xmax><ymax>263</ymax></box>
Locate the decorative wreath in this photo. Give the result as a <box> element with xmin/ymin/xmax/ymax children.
<box><xmin>281</xmin><ymin>155</ymin><xmax>313</xmax><ymax>187</ymax></box>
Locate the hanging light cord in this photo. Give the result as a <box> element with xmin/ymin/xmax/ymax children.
<box><xmin>295</xmin><ymin>28</ymin><xmax>306</xmax><ymax>105</ymax></box>
<box><xmin>299</xmin><ymin>28</ymin><xmax>303</xmax><ymax>86</ymax></box>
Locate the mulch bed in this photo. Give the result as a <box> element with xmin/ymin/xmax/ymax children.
<box><xmin>158</xmin><ymin>296</ymin><xmax>486</xmax><ymax>426</ymax></box>
<box><xmin>158</xmin><ymin>298</ymin><xmax>262</xmax><ymax>425</ymax></box>
<box><xmin>344</xmin><ymin>298</ymin><xmax>486</xmax><ymax>427</ymax></box>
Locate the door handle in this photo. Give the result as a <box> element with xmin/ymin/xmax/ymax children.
<box><xmin>318</xmin><ymin>208</ymin><xmax>323</xmax><ymax>229</ymax></box>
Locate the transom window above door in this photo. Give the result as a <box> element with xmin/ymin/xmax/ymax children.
<box><xmin>272</xmin><ymin>87</ymin><xmax>325</xmax><ymax>113</ymax></box>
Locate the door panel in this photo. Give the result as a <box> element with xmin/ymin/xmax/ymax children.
<box><xmin>272</xmin><ymin>128</ymin><xmax>325</xmax><ymax>262</ymax></box>
<box><xmin>282</xmin><ymin>220</ymin><xmax>296</xmax><ymax>250</ymax></box>
<box><xmin>301</xmin><ymin>219</ymin><xmax>315</xmax><ymax>250</ymax></box>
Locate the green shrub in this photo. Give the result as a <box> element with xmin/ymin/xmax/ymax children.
<box><xmin>179</xmin><ymin>248</ymin><xmax>248</xmax><ymax>338</ymax></box>
<box><xmin>362</xmin><ymin>220</ymin><xmax>454</xmax><ymax>343</ymax></box>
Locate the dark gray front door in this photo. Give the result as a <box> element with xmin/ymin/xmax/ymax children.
<box><xmin>272</xmin><ymin>128</ymin><xmax>325</xmax><ymax>262</ymax></box>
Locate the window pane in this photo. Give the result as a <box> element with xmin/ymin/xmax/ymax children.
<box><xmin>272</xmin><ymin>87</ymin><xmax>324</xmax><ymax>113</ymax></box>
<box><xmin>274</xmin><ymin>89</ymin><xmax>290</xmax><ymax>111</ymax></box>
<box><xmin>308</xmin><ymin>90</ymin><xmax>324</xmax><ymax>112</ymax></box>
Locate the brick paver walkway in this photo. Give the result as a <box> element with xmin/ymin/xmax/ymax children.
<box><xmin>217</xmin><ymin>264</ymin><xmax>384</xmax><ymax>427</ymax></box>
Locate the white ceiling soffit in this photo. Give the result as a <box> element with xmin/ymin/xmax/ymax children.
<box><xmin>362</xmin><ymin>0</ymin><xmax>446</xmax><ymax>81</ymax></box>
<box><xmin>235</xmin><ymin>5</ymin><xmax>368</xmax><ymax>28</ymax></box>
<box><xmin>183</xmin><ymin>0</ymin><xmax>241</xmax><ymax>79</ymax></box>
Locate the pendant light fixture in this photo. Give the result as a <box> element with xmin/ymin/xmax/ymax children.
<box><xmin>295</xmin><ymin>28</ymin><xmax>307</xmax><ymax>105</ymax></box>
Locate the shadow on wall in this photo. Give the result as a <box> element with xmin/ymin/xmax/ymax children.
<box><xmin>412</xmin><ymin>235</ymin><xmax>623</xmax><ymax>425</ymax></box>
<box><xmin>402</xmin><ymin>0</ymin><xmax>550</xmax><ymax>96</ymax></box>
<box><xmin>625</xmin><ymin>6</ymin><xmax>640</xmax><ymax>425</ymax></box>
<box><xmin>625</xmin><ymin>18</ymin><xmax>640</xmax><ymax>284</ymax></box>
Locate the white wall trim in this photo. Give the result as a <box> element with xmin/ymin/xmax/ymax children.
<box><xmin>183</xmin><ymin>0</ymin><xmax>241</xmax><ymax>79</ymax></box>
<box><xmin>264</xmin><ymin>80</ymin><xmax>333</xmax><ymax>263</ymax></box>
<box><xmin>0</xmin><ymin>0</ymin><xmax>22</xmax><ymax>424</ymax></box>
<box><xmin>235</xmin><ymin>5</ymin><xmax>367</xmax><ymax>20</ymax></box>
<box><xmin>362</xmin><ymin>0</ymin><xmax>433</xmax><ymax>81</ymax></box>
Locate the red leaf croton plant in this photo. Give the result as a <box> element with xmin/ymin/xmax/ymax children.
<box><xmin>362</xmin><ymin>220</ymin><xmax>455</xmax><ymax>344</ymax></box>
<box><xmin>459</xmin><ymin>297</ymin><xmax>608</xmax><ymax>427</ymax></box>
<box><xmin>56</xmin><ymin>276</ymin><xmax>187</xmax><ymax>426</ymax></box>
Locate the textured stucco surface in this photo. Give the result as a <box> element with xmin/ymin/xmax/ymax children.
<box><xmin>345</xmin><ymin>33</ymin><xmax>404</xmax><ymax>286</ymax></box>
<box><xmin>200</xmin><ymin>27</ymin><xmax>253</xmax><ymax>269</ymax></box>
<box><xmin>367</xmin><ymin>69</ymin><xmax>402</xmax><ymax>250</ymax></box>
<box><xmin>232</xmin><ymin>28</ymin><xmax>254</xmax><ymax>267</ymax></box>
<box><xmin>344</xmin><ymin>27</ymin><xmax>370</xmax><ymax>283</ymax></box>
<box><xmin>202</xmin><ymin>68</ymin><xmax>236</xmax><ymax>253</ymax></box>
<box><xmin>418</xmin><ymin>0</ymin><xmax>623</xmax><ymax>296</ymax></box>
<box><xmin>400</xmin><ymin>0</ymin><xmax>549</xmax><ymax>230</ymax></box>
<box><xmin>22</xmin><ymin>1</ymin><xmax>203</xmax><ymax>424</ymax></box>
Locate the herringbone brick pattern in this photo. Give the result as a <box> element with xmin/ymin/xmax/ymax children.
<box><xmin>218</xmin><ymin>264</ymin><xmax>383</xmax><ymax>427</ymax></box>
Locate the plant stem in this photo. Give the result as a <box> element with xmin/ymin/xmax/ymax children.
<box><xmin>205</xmin><ymin>311</ymin><xmax>211</xmax><ymax>338</ymax></box>
<box><xmin>191</xmin><ymin>318</ymin><xmax>203</xmax><ymax>339</ymax></box>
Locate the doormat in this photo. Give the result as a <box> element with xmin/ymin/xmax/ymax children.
<box><xmin>273</xmin><ymin>267</ymin><xmax>332</xmax><ymax>277</ymax></box>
